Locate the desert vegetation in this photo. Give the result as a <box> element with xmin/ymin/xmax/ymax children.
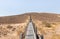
<box><xmin>0</xmin><ymin>12</ymin><xmax>60</xmax><ymax>39</ymax></box>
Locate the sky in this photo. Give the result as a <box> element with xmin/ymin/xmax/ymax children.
<box><xmin>0</xmin><ymin>0</ymin><xmax>60</xmax><ymax>16</ymax></box>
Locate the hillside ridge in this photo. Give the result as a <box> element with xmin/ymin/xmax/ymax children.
<box><xmin>0</xmin><ymin>12</ymin><xmax>60</xmax><ymax>24</ymax></box>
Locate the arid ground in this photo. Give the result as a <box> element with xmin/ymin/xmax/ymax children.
<box><xmin>0</xmin><ymin>12</ymin><xmax>60</xmax><ymax>39</ymax></box>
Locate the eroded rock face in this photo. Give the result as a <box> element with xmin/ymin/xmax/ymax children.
<box><xmin>0</xmin><ymin>13</ymin><xmax>60</xmax><ymax>39</ymax></box>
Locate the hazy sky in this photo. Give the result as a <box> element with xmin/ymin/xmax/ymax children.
<box><xmin>0</xmin><ymin>0</ymin><xmax>60</xmax><ymax>16</ymax></box>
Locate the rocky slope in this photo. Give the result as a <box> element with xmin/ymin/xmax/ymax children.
<box><xmin>0</xmin><ymin>12</ymin><xmax>60</xmax><ymax>39</ymax></box>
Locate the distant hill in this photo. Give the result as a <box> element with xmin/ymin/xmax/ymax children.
<box><xmin>0</xmin><ymin>12</ymin><xmax>60</xmax><ymax>39</ymax></box>
<box><xmin>30</xmin><ymin>13</ymin><xmax>60</xmax><ymax>22</ymax></box>
<box><xmin>0</xmin><ymin>14</ymin><xmax>29</xmax><ymax>24</ymax></box>
<box><xmin>0</xmin><ymin>12</ymin><xmax>60</xmax><ymax>24</ymax></box>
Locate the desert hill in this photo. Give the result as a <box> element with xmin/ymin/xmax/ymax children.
<box><xmin>0</xmin><ymin>13</ymin><xmax>29</xmax><ymax>24</ymax></box>
<box><xmin>0</xmin><ymin>12</ymin><xmax>60</xmax><ymax>24</ymax></box>
<box><xmin>0</xmin><ymin>12</ymin><xmax>60</xmax><ymax>39</ymax></box>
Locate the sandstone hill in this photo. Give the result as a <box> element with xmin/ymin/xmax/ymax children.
<box><xmin>0</xmin><ymin>12</ymin><xmax>60</xmax><ymax>39</ymax></box>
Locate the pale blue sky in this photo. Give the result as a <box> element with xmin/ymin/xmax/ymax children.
<box><xmin>0</xmin><ymin>0</ymin><xmax>60</xmax><ymax>16</ymax></box>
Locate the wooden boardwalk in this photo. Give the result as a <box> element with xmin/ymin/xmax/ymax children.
<box><xmin>25</xmin><ymin>21</ymin><xmax>37</xmax><ymax>39</ymax></box>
